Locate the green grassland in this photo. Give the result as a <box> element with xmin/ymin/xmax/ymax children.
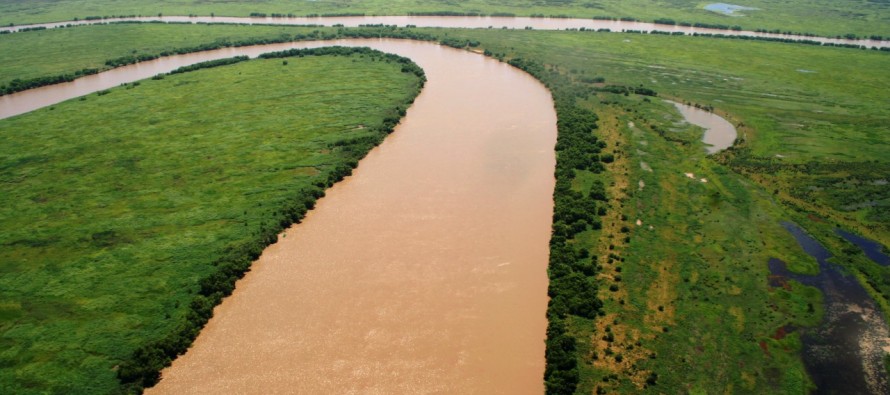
<box><xmin>565</xmin><ymin>96</ymin><xmax>823</xmax><ymax>393</ymax></box>
<box><xmin>0</xmin><ymin>53</ymin><xmax>422</xmax><ymax>393</ymax></box>
<box><xmin>0</xmin><ymin>23</ymin><xmax>318</xmax><ymax>88</ymax></box>
<box><xmin>0</xmin><ymin>0</ymin><xmax>888</xmax><ymax>37</ymax></box>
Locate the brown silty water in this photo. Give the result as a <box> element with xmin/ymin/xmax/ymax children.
<box><xmin>94</xmin><ymin>40</ymin><xmax>556</xmax><ymax>394</ymax></box>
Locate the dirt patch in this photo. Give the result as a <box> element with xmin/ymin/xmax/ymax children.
<box><xmin>758</xmin><ymin>340</ymin><xmax>771</xmax><ymax>357</ymax></box>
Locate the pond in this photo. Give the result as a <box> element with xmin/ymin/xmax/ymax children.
<box><xmin>667</xmin><ymin>100</ymin><xmax>738</xmax><ymax>154</ymax></box>
<box><xmin>704</xmin><ymin>3</ymin><xmax>759</xmax><ymax>16</ymax></box>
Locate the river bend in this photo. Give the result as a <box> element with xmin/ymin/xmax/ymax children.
<box><xmin>0</xmin><ymin>38</ymin><xmax>556</xmax><ymax>393</ymax></box>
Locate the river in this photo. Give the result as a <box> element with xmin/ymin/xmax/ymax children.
<box><xmin>0</xmin><ymin>38</ymin><xmax>555</xmax><ymax>393</ymax></box>
<box><xmin>2</xmin><ymin>15</ymin><xmax>888</xmax><ymax>48</ymax></box>
<box><xmin>26</xmin><ymin>38</ymin><xmax>553</xmax><ymax>393</ymax></box>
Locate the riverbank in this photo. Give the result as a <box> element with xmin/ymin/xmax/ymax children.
<box><xmin>0</xmin><ymin>51</ymin><xmax>424</xmax><ymax>393</ymax></box>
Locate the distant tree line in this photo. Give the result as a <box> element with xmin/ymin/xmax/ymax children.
<box><xmin>167</xmin><ymin>56</ymin><xmax>249</xmax><ymax>74</ymax></box>
<box><xmin>1</xmin><ymin>68</ymin><xmax>100</xmax><ymax>95</ymax></box>
<box><xmin>440</xmin><ymin>37</ymin><xmax>481</xmax><ymax>49</ymax></box>
<box><xmin>257</xmin><ymin>46</ymin><xmax>426</xmax><ymax>85</ymax></box>
<box><xmin>304</xmin><ymin>12</ymin><xmax>366</xmax><ymax>17</ymax></box>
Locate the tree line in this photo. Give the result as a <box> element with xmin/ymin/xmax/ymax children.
<box><xmin>257</xmin><ymin>46</ymin><xmax>426</xmax><ymax>85</ymax></box>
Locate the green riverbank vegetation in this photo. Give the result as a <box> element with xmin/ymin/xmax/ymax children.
<box><xmin>0</xmin><ymin>48</ymin><xmax>424</xmax><ymax>393</ymax></box>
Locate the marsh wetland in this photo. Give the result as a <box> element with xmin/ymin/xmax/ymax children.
<box><xmin>1</xmin><ymin>2</ymin><xmax>888</xmax><ymax>394</ymax></box>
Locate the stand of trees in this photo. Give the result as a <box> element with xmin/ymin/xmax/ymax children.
<box><xmin>257</xmin><ymin>46</ymin><xmax>426</xmax><ymax>87</ymax></box>
<box><xmin>1</xmin><ymin>68</ymin><xmax>100</xmax><ymax>95</ymax></box>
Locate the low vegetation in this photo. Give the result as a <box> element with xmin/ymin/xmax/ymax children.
<box><xmin>0</xmin><ymin>49</ymin><xmax>424</xmax><ymax>393</ymax></box>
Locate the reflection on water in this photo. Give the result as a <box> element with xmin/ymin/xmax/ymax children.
<box><xmin>771</xmin><ymin>222</ymin><xmax>889</xmax><ymax>394</ymax></box>
<box><xmin>704</xmin><ymin>3</ymin><xmax>759</xmax><ymax>16</ymax></box>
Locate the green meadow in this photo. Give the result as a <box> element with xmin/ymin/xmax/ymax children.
<box><xmin>563</xmin><ymin>95</ymin><xmax>823</xmax><ymax>393</ymax></box>
<box><xmin>1</xmin><ymin>6</ymin><xmax>888</xmax><ymax>395</ymax></box>
<box><xmin>0</xmin><ymin>53</ymin><xmax>423</xmax><ymax>393</ymax></box>
<box><xmin>0</xmin><ymin>0</ymin><xmax>888</xmax><ymax>37</ymax></box>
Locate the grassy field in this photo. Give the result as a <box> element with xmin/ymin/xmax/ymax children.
<box><xmin>565</xmin><ymin>95</ymin><xmax>824</xmax><ymax>393</ymax></box>
<box><xmin>1</xmin><ymin>20</ymin><xmax>888</xmax><ymax>394</ymax></box>
<box><xmin>0</xmin><ymin>53</ymin><xmax>422</xmax><ymax>393</ymax></box>
<box><xmin>0</xmin><ymin>0</ymin><xmax>888</xmax><ymax>37</ymax></box>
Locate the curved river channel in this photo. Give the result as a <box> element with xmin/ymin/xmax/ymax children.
<box><xmin>0</xmin><ymin>39</ymin><xmax>556</xmax><ymax>393</ymax></box>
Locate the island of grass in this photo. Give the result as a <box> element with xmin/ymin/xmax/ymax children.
<box><xmin>0</xmin><ymin>48</ymin><xmax>424</xmax><ymax>394</ymax></box>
